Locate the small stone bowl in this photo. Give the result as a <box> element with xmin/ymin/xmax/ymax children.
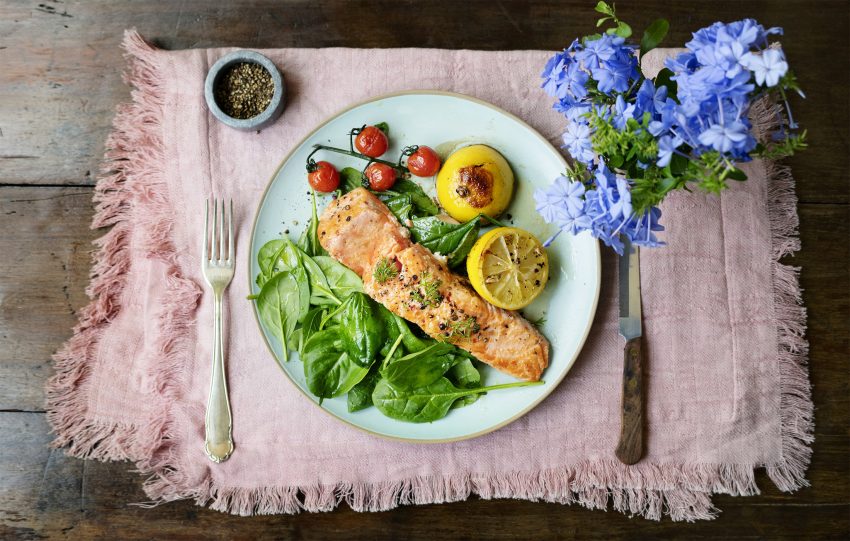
<box><xmin>204</xmin><ymin>50</ymin><xmax>286</xmax><ymax>131</ymax></box>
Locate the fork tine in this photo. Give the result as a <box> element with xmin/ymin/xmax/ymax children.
<box><xmin>218</xmin><ymin>198</ymin><xmax>226</xmax><ymax>262</ymax></box>
<box><xmin>203</xmin><ymin>199</ymin><xmax>209</xmax><ymax>262</ymax></box>
<box><xmin>227</xmin><ymin>199</ymin><xmax>234</xmax><ymax>263</ymax></box>
<box><xmin>212</xmin><ymin>199</ymin><xmax>218</xmax><ymax>262</ymax></box>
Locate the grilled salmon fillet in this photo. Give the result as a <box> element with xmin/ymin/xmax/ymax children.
<box><xmin>318</xmin><ymin>187</ymin><xmax>549</xmax><ymax>381</ymax></box>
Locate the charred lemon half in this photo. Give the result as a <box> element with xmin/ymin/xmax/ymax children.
<box><xmin>436</xmin><ymin>145</ymin><xmax>514</xmax><ymax>222</ymax></box>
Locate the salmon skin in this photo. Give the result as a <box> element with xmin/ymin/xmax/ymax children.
<box><xmin>318</xmin><ymin>188</ymin><xmax>549</xmax><ymax>381</ymax></box>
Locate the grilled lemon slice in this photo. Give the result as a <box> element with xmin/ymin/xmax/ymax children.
<box><xmin>466</xmin><ymin>227</ymin><xmax>548</xmax><ymax>310</ymax></box>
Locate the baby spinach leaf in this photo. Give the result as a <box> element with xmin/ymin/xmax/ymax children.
<box><xmin>380</xmin><ymin>342</ymin><xmax>457</xmax><ymax>390</ymax></box>
<box><xmin>447</xmin><ymin>357</ymin><xmax>481</xmax><ymax>389</ymax></box>
<box><xmin>384</xmin><ymin>193</ymin><xmax>414</xmax><ymax>223</ymax></box>
<box><xmin>386</xmin><ymin>310</ymin><xmax>429</xmax><ymax>353</ymax></box>
<box><xmin>257</xmin><ymin>268</ymin><xmax>310</xmax><ymax>363</ymax></box>
<box><xmin>258</xmin><ymin>235</ymin><xmax>307</xmax><ymax>287</ymax></box>
<box><xmin>340</xmin><ymin>167</ymin><xmax>365</xmax><ymax>193</ymax></box>
<box><xmin>302</xmin><ymin>327</ymin><xmax>370</xmax><ymax>400</ymax></box>
<box><xmin>409</xmin><ymin>215</ymin><xmax>480</xmax><ymax>267</ymax></box>
<box><xmin>447</xmin><ymin>357</ymin><xmax>483</xmax><ymax>409</ymax></box>
<box><xmin>298</xmin><ymin>307</ymin><xmax>326</xmax><ymax>356</ymax></box>
<box><xmin>256</xmin><ymin>237</ymin><xmax>303</xmax><ymax>287</ymax></box>
<box><xmin>339</xmin><ymin>292</ymin><xmax>386</xmax><ymax>367</ymax></box>
<box><xmin>313</xmin><ymin>255</ymin><xmax>363</xmax><ymax>301</ymax></box>
<box><xmin>299</xmin><ymin>251</ymin><xmax>341</xmax><ymax>306</ymax></box>
<box><xmin>388</xmin><ymin>178</ymin><xmax>439</xmax><ymax>216</ymax></box>
<box><xmin>372</xmin><ymin>378</ymin><xmax>543</xmax><ymax>423</ymax></box>
<box><xmin>297</xmin><ymin>190</ymin><xmax>327</xmax><ymax>257</ymax></box>
<box><xmin>347</xmin><ymin>366</ymin><xmax>381</xmax><ymax>412</ymax></box>
<box><xmin>378</xmin><ymin>308</ymin><xmax>402</xmax><ymax>357</ymax></box>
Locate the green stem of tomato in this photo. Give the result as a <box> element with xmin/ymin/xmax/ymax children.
<box><xmin>312</xmin><ymin>144</ymin><xmax>409</xmax><ymax>173</ymax></box>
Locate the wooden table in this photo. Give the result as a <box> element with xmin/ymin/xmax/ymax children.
<box><xmin>1</xmin><ymin>1</ymin><xmax>847</xmax><ymax>538</ymax></box>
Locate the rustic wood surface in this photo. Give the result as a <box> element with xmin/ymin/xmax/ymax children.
<box><xmin>0</xmin><ymin>1</ymin><xmax>847</xmax><ymax>539</ymax></box>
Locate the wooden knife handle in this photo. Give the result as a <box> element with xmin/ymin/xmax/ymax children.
<box><xmin>615</xmin><ymin>336</ymin><xmax>644</xmax><ymax>465</ymax></box>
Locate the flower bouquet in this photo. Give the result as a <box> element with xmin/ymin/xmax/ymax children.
<box><xmin>535</xmin><ymin>2</ymin><xmax>806</xmax><ymax>253</ymax></box>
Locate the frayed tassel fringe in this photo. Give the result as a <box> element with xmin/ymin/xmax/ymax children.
<box><xmin>48</xmin><ymin>34</ymin><xmax>812</xmax><ymax>521</ymax></box>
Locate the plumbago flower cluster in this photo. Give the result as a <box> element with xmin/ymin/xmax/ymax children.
<box><xmin>535</xmin><ymin>2</ymin><xmax>806</xmax><ymax>254</ymax></box>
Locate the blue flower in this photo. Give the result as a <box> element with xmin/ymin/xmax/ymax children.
<box><xmin>665</xmin><ymin>51</ymin><xmax>698</xmax><ymax>74</ymax></box>
<box><xmin>540</xmin><ymin>51</ymin><xmax>571</xmax><ymax>98</ymax></box>
<box><xmin>611</xmin><ymin>95</ymin><xmax>636</xmax><ymax>130</ymax></box>
<box><xmin>554</xmin><ymin>95</ymin><xmax>592</xmax><ymax>122</ymax></box>
<box><xmin>533</xmin><ymin>175</ymin><xmax>587</xmax><ymax>223</ymax></box>
<box><xmin>697</xmin><ymin>121</ymin><xmax>749</xmax><ymax>153</ymax></box>
<box><xmin>656</xmin><ymin>135</ymin><xmax>683</xmax><ymax>167</ymax></box>
<box><xmin>575</xmin><ymin>35</ymin><xmax>622</xmax><ymax>69</ymax></box>
<box><xmin>556</xmin><ymin>200</ymin><xmax>592</xmax><ymax>235</ymax></box>
<box><xmin>564</xmin><ymin>62</ymin><xmax>590</xmax><ymax>98</ymax></box>
<box><xmin>609</xmin><ymin>176</ymin><xmax>633</xmax><ymax>221</ymax></box>
<box><xmin>722</xmin><ymin>19</ymin><xmax>766</xmax><ymax>49</ymax></box>
<box><xmin>592</xmin><ymin>54</ymin><xmax>635</xmax><ymax>93</ymax></box>
<box><xmin>627</xmin><ymin>207</ymin><xmax>666</xmax><ymax>249</ymax></box>
<box><xmin>648</xmin><ymin>91</ymin><xmax>677</xmax><ymax>136</ymax></box>
<box><xmin>740</xmin><ymin>48</ymin><xmax>788</xmax><ymax>87</ymax></box>
<box><xmin>633</xmin><ymin>79</ymin><xmax>656</xmax><ymax>118</ymax></box>
<box><xmin>562</xmin><ymin>122</ymin><xmax>596</xmax><ymax>163</ymax></box>
<box><xmin>536</xmin><ymin>161</ymin><xmax>665</xmax><ymax>254</ymax></box>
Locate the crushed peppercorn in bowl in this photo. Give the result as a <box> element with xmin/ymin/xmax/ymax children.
<box><xmin>204</xmin><ymin>50</ymin><xmax>286</xmax><ymax>131</ymax></box>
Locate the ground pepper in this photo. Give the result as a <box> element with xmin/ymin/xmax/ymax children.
<box><xmin>214</xmin><ymin>62</ymin><xmax>274</xmax><ymax>119</ymax></box>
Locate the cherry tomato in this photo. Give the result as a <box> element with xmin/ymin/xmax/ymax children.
<box><xmin>355</xmin><ymin>126</ymin><xmax>389</xmax><ymax>158</ymax></box>
<box><xmin>407</xmin><ymin>145</ymin><xmax>441</xmax><ymax>177</ymax></box>
<box><xmin>364</xmin><ymin>163</ymin><xmax>397</xmax><ymax>191</ymax></box>
<box><xmin>307</xmin><ymin>161</ymin><xmax>340</xmax><ymax>192</ymax></box>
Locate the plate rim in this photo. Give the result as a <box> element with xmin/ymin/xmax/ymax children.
<box><xmin>248</xmin><ymin>89</ymin><xmax>602</xmax><ymax>444</ymax></box>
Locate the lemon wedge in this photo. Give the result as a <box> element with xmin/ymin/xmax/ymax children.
<box><xmin>436</xmin><ymin>145</ymin><xmax>514</xmax><ymax>222</ymax></box>
<box><xmin>466</xmin><ymin>227</ymin><xmax>549</xmax><ymax>310</ymax></box>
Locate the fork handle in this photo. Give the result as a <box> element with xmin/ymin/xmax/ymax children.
<box><xmin>204</xmin><ymin>293</ymin><xmax>234</xmax><ymax>463</ymax></box>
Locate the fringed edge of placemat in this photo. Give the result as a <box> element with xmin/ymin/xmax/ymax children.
<box><xmin>753</xmin><ymin>96</ymin><xmax>814</xmax><ymax>493</ymax></box>
<box><xmin>45</xmin><ymin>30</ymin><xmax>202</xmax><ymax>463</ymax></box>
<box><xmin>50</xmin><ymin>33</ymin><xmax>813</xmax><ymax>522</ymax></box>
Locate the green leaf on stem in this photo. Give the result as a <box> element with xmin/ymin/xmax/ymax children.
<box><xmin>594</xmin><ymin>1</ymin><xmax>614</xmax><ymax>16</ymax></box>
<box><xmin>639</xmin><ymin>19</ymin><xmax>669</xmax><ymax>60</ymax></box>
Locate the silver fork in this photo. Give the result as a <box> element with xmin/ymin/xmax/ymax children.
<box><xmin>202</xmin><ymin>199</ymin><xmax>235</xmax><ymax>463</ymax></box>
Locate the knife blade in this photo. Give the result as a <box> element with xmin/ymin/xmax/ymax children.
<box><xmin>618</xmin><ymin>237</ymin><xmax>642</xmax><ymax>340</ymax></box>
<box><xmin>615</xmin><ymin>237</ymin><xmax>644</xmax><ymax>465</ymax></box>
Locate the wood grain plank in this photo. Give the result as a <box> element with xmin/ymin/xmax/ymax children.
<box><xmin>0</xmin><ymin>186</ymin><xmax>97</xmax><ymax>411</ymax></box>
<box><xmin>0</xmin><ymin>413</ymin><xmax>80</xmax><ymax>540</ymax></box>
<box><xmin>0</xmin><ymin>0</ymin><xmax>847</xmax><ymax>205</ymax></box>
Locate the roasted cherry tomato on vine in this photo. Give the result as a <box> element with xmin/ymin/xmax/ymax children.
<box><xmin>364</xmin><ymin>163</ymin><xmax>397</xmax><ymax>191</ymax></box>
<box><xmin>355</xmin><ymin>125</ymin><xmax>389</xmax><ymax>158</ymax></box>
<box><xmin>407</xmin><ymin>145</ymin><xmax>442</xmax><ymax>177</ymax></box>
<box><xmin>307</xmin><ymin>161</ymin><xmax>340</xmax><ymax>193</ymax></box>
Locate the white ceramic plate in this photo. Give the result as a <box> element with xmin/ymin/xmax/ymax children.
<box><xmin>250</xmin><ymin>91</ymin><xmax>601</xmax><ymax>443</ymax></box>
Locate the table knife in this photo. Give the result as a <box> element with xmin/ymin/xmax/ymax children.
<box><xmin>615</xmin><ymin>237</ymin><xmax>644</xmax><ymax>465</ymax></box>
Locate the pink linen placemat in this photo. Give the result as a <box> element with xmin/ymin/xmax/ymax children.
<box><xmin>46</xmin><ymin>30</ymin><xmax>812</xmax><ymax>521</ymax></box>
